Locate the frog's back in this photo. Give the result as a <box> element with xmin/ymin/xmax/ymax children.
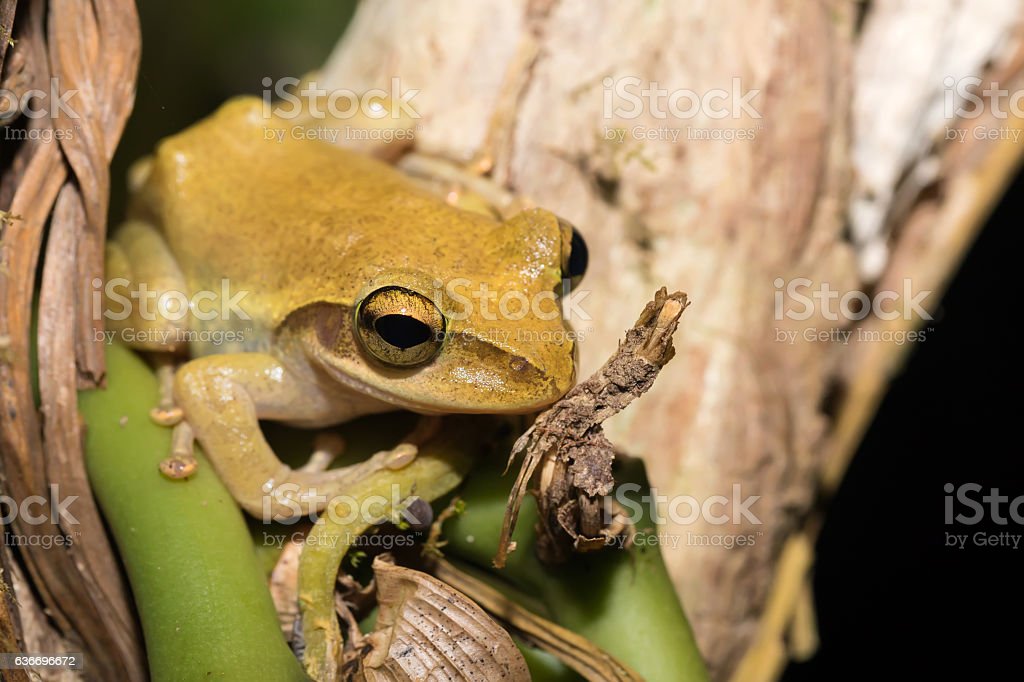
<box><xmin>131</xmin><ymin>97</ymin><xmax>498</xmax><ymax>337</ymax></box>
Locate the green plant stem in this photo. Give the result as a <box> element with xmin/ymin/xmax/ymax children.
<box><xmin>297</xmin><ymin>418</ymin><xmax>479</xmax><ymax>682</ymax></box>
<box><xmin>443</xmin><ymin>455</ymin><xmax>710</xmax><ymax>682</ymax></box>
<box><xmin>80</xmin><ymin>344</ymin><xmax>308</xmax><ymax>682</ymax></box>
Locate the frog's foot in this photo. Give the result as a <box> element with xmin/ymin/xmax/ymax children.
<box><xmin>260</xmin><ymin>416</ymin><xmax>444</xmax><ymax>521</ymax></box>
<box><xmin>159</xmin><ymin>420</ymin><xmax>198</xmax><ymax>479</ymax></box>
<box><xmin>148</xmin><ymin>356</ymin><xmax>199</xmax><ymax>480</ymax></box>
<box><xmin>149</xmin><ymin>358</ymin><xmax>184</xmax><ymax>426</ymax></box>
<box><xmin>396</xmin><ymin>153</ymin><xmax>529</xmax><ymax>219</ymax></box>
<box><xmin>173</xmin><ymin>352</ymin><xmax>449</xmax><ymax>521</ymax></box>
<box><xmin>377</xmin><ymin>415</ymin><xmax>441</xmax><ymax>472</ymax></box>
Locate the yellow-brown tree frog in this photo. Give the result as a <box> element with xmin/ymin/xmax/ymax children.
<box><xmin>106</xmin><ymin>97</ymin><xmax>584</xmax><ymax>519</ymax></box>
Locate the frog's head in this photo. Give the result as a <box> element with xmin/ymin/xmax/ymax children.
<box><xmin>302</xmin><ymin>208</ymin><xmax>588</xmax><ymax>414</ymax></box>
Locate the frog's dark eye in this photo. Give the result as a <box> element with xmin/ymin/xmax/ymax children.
<box><xmin>355</xmin><ymin>287</ymin><xmax>445</xmax><ymax>367</ymax></box>
<box><xmin>558</xmin><ymin>218</ymin><xmax>588</xmax><ymax>290</ymax></box>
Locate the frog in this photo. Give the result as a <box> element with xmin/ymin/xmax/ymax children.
<box><xmin>105</xmin><ymin>97</ymin><xmax>585</xmax><ymax>520</ymax></box>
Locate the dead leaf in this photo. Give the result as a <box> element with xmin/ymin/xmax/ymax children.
<box><xmin>349</xmin><ymin>556</ymin><xmax>529</xmax><ymax>681</ymax></box>
<box><xmin>429</xmin><ymin>558</ymin><xmax>643</xmax><ymax>682</ymax></box>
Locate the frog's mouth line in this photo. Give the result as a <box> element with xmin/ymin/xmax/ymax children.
<box><xmin>318</xmin><ymin>358</ymin><xmax>560</xmax><ymax>416</ymax></box>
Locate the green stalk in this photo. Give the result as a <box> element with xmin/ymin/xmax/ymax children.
<box><xmin>442</xmin><ymin>454</ymin><xmax>710</xmax><ymax>682</ymax></box>
<box><xmin>297</xmin><ymin>417</ymin><xmax>480</xmax><ymax>681</ymax></box>
<box><xmin>80</xmin><ymin>344</ymin><xmax>307</xmax><ymax>682</ymax></box>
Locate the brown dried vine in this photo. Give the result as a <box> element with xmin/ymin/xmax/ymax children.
<box><xmin>496</xmin><ymin>287</ymin><xmax>689</xmax><ymax>567</ymax></box>
<box><xmin>0</xmin><ymin>0</ymin><xmax>142</xmax><ymax>678</ymax></box>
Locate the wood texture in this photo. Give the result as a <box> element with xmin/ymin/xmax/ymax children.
<box><xmin>317</xmin><ymin>1</ymin><xmax>1024</xmax><ymax>677</ymax></box>
<box><xmin>0</xmin><ymin>0</ymin><xmax>143</xmax><ymax>679</ymax></box>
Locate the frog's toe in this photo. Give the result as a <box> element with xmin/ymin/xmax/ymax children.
<box><xmin>299</xmin><ymin>432</ymin><xmax>346</xmax><ymax>473</ymax></box>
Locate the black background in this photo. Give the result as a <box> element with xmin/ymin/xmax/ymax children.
<box><xmin>783</xmin><ymin>169</ymin><xmax>1022</xmax><ymax>679</ymax></box>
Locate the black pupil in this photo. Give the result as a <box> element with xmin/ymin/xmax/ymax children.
<box><xmin>568</xmin><ymin>227</ymin><xmax>588</xmax><ymax>280</ymax></box>
<box><xmin>375</xmin><ymin>315</ymin><xmax>432</xmax><ymax>349</ymax></box>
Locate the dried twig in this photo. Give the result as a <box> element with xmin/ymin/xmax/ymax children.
<box><xmin>496</xmin><ymin>287</ymin><xmax>689</xmax><ymax>567</ymax></box>
<box><xmin>0</xmin><ymin>0</ymin><xmax>143</xmax><ymax>677</ymax></box>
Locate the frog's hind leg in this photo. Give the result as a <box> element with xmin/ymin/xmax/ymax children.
<box><xmin>107</xmin><ymin>220</ymin><xmax>204</xmax><ymax>476</ymax></box>
<box><xmin>298</xmin><ymin>432</ymin><xmax>346</xmax><ymax>474</ymax></box>
<box><xmin>150</xmin><ymin>357</ymin><xmax>184</xmax><ymax>425</ymax></box>
<box><xmin>104</xmin><ymin>219</ymin><xmax>190</xmax><ymax>353</ymax></box>
<box><xmin>396</xmin><ymin>154</ymin><xmax>528</xmax><ymax>219</ymax></box>
<box><xmin>173</xmin><ymin>351</ymin><xmax>413</xmax><ymax>520</ymax></box>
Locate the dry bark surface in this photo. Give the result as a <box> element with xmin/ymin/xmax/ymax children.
<box><xmin>317</xmin><ymin>2</ymin><xmax>1024</xmax><ymax>678</ymax></box>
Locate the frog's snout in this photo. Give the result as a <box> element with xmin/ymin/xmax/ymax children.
<box><xmin>496</xmin><ymin>339</ymin><xmax>576</xmax><ymax>411</ymax></box>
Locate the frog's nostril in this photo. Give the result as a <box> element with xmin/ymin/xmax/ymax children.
<box><xmin>509</xmin><ymin>355</ymin><xmax>529</xmax><ymax>372</ymax></box>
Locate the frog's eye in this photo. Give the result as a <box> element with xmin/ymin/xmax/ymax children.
<box><xmin>558</xmin><ymin>217</ymin><xmax>588</xmax><ymax>291</ymax></box>
<box><xmin>355</xmin><ymin>286</ymin><xmax>446</xmax><ymax>367</ymax></box>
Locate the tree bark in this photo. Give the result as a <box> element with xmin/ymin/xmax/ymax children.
<box><xmin>317</xmin><ymin>1</ymin><xmax>1024</xmax><ymax>679</ymax></box>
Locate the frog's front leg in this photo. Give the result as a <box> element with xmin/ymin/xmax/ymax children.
<box><xmin>173</xmin><ymin>352</ymin><xmax>385</xmax><ymax>520</ymax></box>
